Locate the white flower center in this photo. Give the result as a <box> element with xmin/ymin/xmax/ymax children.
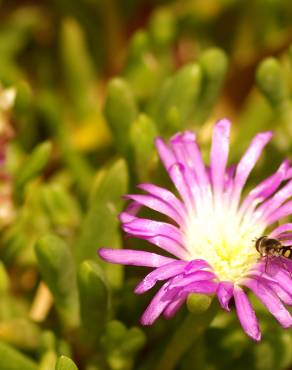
<box><xmin>183</xmin><ymin>192</ymin><xmax>266</xmax><ymax>282</ymax></box>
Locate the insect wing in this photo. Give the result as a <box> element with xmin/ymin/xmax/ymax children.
<box><xmin>274</xmin><ymin>234</ymin><xmax>292</xmax><ymax>247</ymax></box>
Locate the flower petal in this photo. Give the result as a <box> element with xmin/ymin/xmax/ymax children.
<box><xmin>170</xmin><ymin>133</ymin><xmax>205</xmax><ymax>208</ymax></box>
<box><xmin>184</xmin><ymin>259</ymin><xmax>212</xmax><ymax>272</ymax></box>
<box><xmin>169</xmin><ymin>270</ymin><xmax>216</xmax><ymax>289</ymax></box>
<box><xmin>124</xmin><ymin>194</ymin><xmax>183</xmax><ymax>225</ymax></box>
<box><xmin>155</xmin><ymin>138</ymin><xmax>193</xmax><ymax>205</ymax></box>
<box><xmin>233</xmin><ymin>285</ymin><xmax>261</xmax><ymax>341</ymax></box>
<box><xmin>120</xmin><ymin>213</ymin><xmax>183</xmax><ymax>242</ymax></box>
<box><xmin>270</xmin><ymin>223</ymin><xmax>292</xmax><ymax>238</ymax></box>
<box><xmin>138</xmin><ymin>183</ymin><xmax>187</xmax><ymax>219</ymax></box>
<box><xmin>257</xmin><ymin>179</ymin><xmax>292</xmax><ymax>220</ymax></box>
<box><xmin>210</xmin><ymin>119</ymin><xmax>230</xmax><ymax>196</ymax></box>
<box><xmin>120</xmin><ymin>213</ymin><xmax>188</xmax><ymax>258</ymax></box>
<box><xmin>141</xmin><ymin>234</ymin><xmax>190</xmax><ymax>259</ymax></box>
<box><xmin>267</xmin><ymin>282</ymin><xmax>292</xmax><ymax>306</ymax></box>
<box><xmin>182</xmin><ymin>280</ymin><xmax>218</xmax><ymax>294</ymax></box>
<box><xmin>169</xmin><ymin>131</ymin><xmax>211</xmax><ymax>198</ymax></box>
<box><xmin>240</xmin><ymin>160</ymin><xmax>290</xmax><ymax>214</ymax></box>
<box><xmin>140</xmin><ymin>281</ymin><xmax>177</xmax><ymax>325</ymax></box>
<box><xmin>217</xmin><ymin>281</ymin><xmax>234</xmax><ymax>311</ymax></box>
<box><xmin>155</xmin><ymin>137</ymin><xmax>176</xmax><ymax>170</ymax></box>
<box><xmin>265</xmin><ymin>200</ymin><xmax>292</xmax><ymax>225</ymax></box>
<box><xmin>163</xmin><ymin>294</ymin><xmax>187</xmax><ymax>319</ymax></box>
<box><xmin>98</xmin><ymin>248</ymin><xmax>176</xmax><ymax>267</ymax></box>
<box><xmin>244</xmin><ymin>278</ymin><xmax>292</xmax><ymax>328</ymax></box>
<box><xmin>224</xmin><ymin>165</ymin><xmax>236</xmax><ymax>188</ymax></box>
<box><xmin>232</xmin><ymin>131</ymin><xmax>273</xmax><ymax>205</ymax></box>
<box><xmin>272</xmin><ymin>268</ymin><xmax>292</xmax><ymax>296</ymax></box>
<box><xmin>134</xmin><ymin>261</ymin><xmax>188</xmax><ymax>294</ymax></box>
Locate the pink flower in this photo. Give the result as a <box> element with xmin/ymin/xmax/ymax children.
<box><xmin>99</xmin><ymin>119</ymin><xmax>292</xmax><ymax>341</ymax></box>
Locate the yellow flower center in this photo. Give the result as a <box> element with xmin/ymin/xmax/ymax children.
<box><xmin>183</xmin><ymin>194</ymin><xmax>266</xmax><ymax>282</ymax></box>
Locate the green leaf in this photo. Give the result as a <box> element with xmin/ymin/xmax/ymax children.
<box><xmin>14</xmin><ymin>141</ymin><xmax>51</xmax><ymax>195</ymax></box>
<box><xmin>60</xmin><ymin>17</ymin><xmax>96</xmax><ymax>119</ymax></box>
<box><xmin>119</xmin><ymin>327</ymin><xmax>146</xmax><ymax>355</ymax></box>
<box><xmin>40</xmin><ymin>182</ymin><xmax>81</xmax><ymax>230</ymax></box>
<box><xmin>124</xmin><ymin>31</ymin><xmax>162</xmax><ymax>102</ymax></box>
<box><xmin>35</xmin><ymin>235</ymin><xmax>79</xmax><ymax>330</ymax></box>
<box><xmin>39</xmin><ymin>351</ymin><xmax>57</xmax><ymax>370</ymax></box>
<box><xmin>55</xmin><ymin>356</ymin><xmax>78</xmax><ymax>370</ymax></box>
<box><xmin>78</xmin><ymin>261</ymin><xmax>110</xmax><ymax>343</ymax></box>
<box><xmin>101</xmin><ymin>321</ymin><xmax>145</xmax><ymax>370</ymax></box>
<box><xmin>130</xmin><ymin>113</ymin><xmax>158</xmax><ymax>181</ymax></box>
<box><xmin>75</xmin><ymin>159</ymin><xmax>128</xmax><ymax>288</ymax></box>
<box><xmin>152</xmin><ymin>63</ymin><xmax>202</xmax><ymax>134</ymax></box>
<box><xmin>196</xmin><ymin>48</ymin><xmax>228</xmax><ymax>123</ymax></box>
<box><xmin>0</xmin><ymin>262</ymin><xmax>9</xmax><ymax>294</ymax></box>
<box><xmin>0</xmin><ymin>318</ymin><xmax>41</xmax><ymax>350</ymax></box>
<box><xmin>0</xmin><ymin>341</ymin><xmax>37</xmax><ymax>370</ymax></box>
<box><xmin>148</xmin><ymin>8</ymin><xmax>176</xmax><ymax>47</ymax></box>
<box><xmin>36</xmin><ymin>89</ymin><xmax>94</xmax><ymax>195</ymax></box>
<box><xmin>104</xmin><ymin>78</ymin><xmax>138</xmax><ymax>159</ymax></box>
<box><xmin>256</xmin><ymin>57</ymin><xmax>287</xmax><ymax>108</ymax></box>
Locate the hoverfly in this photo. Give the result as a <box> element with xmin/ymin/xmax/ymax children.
<box><xmin>255</xmin><ymin>235</ymin><xmax>292</xmax><ymax>275</ymax></box>
<box><xmin>255</xmin><ymin>236</ymin><xmax>292</xmax><ymax>260</ymax></box>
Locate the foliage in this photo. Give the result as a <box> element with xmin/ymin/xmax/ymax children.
<box><xmin>0</xmin><ymin>0</ymin><xmax>292</xmax><ymax>369</ymax></box>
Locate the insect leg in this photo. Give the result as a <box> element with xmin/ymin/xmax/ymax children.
<box><xmin>279</xmin><ymin>257</ymin><xmax>292</xmax><ymax>279</ymax></box>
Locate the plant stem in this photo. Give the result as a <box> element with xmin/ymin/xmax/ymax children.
<box><xmin>155</xmin><ymin>300</ymin><xmax>218</xmax><ymax>370</ymax></box>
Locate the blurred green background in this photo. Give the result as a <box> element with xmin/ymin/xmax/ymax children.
<box><xmin>1</xmin><ymin>0</ymin><xmax>292</xmax><ymax>369</ymax></box>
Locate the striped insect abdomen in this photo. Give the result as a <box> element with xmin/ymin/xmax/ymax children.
<box><xmin>279</xmin><ymin>246</ymin><xmax>292</xmax><ymax>259</ymax></box>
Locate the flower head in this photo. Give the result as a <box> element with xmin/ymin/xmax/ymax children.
<box><xmin>99</xmin><ymin>119</ymin><xmax>292</xmax><ymax>341</ymax></box>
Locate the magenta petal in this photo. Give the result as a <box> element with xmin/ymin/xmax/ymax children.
<box><xmin>232</xmin><ymin>131</ymin><xmax>272</xmax><ymax>204</ymax></box>
<box><xmin>181</xmin><ymin>134</ymin><xmax>210</xmax><ymax>190</ymax></box>
<box><xmin>224</xmin><ymin>165</ymin><xmax>236</xmax><ymax>189</ymax></box>
<box><xmin>134</xmin><ymin>261</ymin><xmax>187</xmax><ymax>294</ymax></box>
<box><xmin>170</xmin><ymin>133</ymin><xmax>204</xmax><ymax>206</ymax></box>
<box><xmin>155</xmin><ymin>137</ymin><xmax>176</xmax><ymax>170</ymax></box>
<box><xmin>185</xmin><ymin>259</ymin><xmax>212</xmax><ymax>272</ymax></box>
<box><xmin>140</xmin><ymin>281</ymin><xmax>177</xmax><ymax>325</ymax></box>
<box><xmin>119</xmin><ymin>213</ymin><xmax>188</xmax><ymax>258</ymax></box>
<box><xmin>258</xmin><ymin>179</ymin><xmax>292</xmax><ymax>220</ymax></box>
<box><xmin>170</xmin><ymin>131</ymin><xmax>196</xmax><ymax>144</ymax></box>
<box><xmin>163</xmin><ymin>294</ymin><xmax>187</xmax><ymax>319</ymax></box>
<box><xmin>267</xmin><ymin>282</ymin><xmax>292</xmax><ymax>306</ymax></box>
<box><xmin>270</xmin><ymin>223</ymin><xmax>292</xmax><ymax>238</ymax></box>
<box><xmin>240</xmin><ymin>160</ymin><xmax>289</xmax><ymax>214</ymax></box>
<box><xmin>124</xmin><ymin>194</ymin><xmax>183</xmax><ymax>225</ymax></box>
<box><xmin>266</xmin><ymin>200</ymin><xmax>292</xmax><ymax>225</ymax></box>
<box><xmin>155</xmin><ymin>139</ymin><xmax>193</xmax><ymax>205</ymax></box>
<box><xmin>98</xmin><ymin>248</ymin><xmax>176</xmax><ymax>267</ymax></box>
<box><xmin>124</xmin><ymin>201</ymin><xmax>141</xmax><ymax>216</ymax></box>
<box><xmin>121</xmin><ymin>215</ymin><xmax>183</xmax><ymax>242</ymax></box>
<box><xmin>182</xmin><ymin>280</ymin><xmax>218</xmax><ymax>294</ymax></box>
<box><xmin>244</xmin><ymin>278</ymin><xmax>292</xmax><ymax>328</ymax></box>
<box><xmin>233</xmin><ymin>285</ymin><xmax>261</xmax><ymax>341</ymax></box>
<box><xmin>169</xmin><ymin>270</ymin><xmax>216</xmax><ymax>289</ymax></box>
<box><xmin>170</xmin><ymin>132</ymin><xmax>195</xmax><ymax>169</ymax></box>
<box><xmin>168</xmin><ymin>162</ymin><xmax>194</xmax><ymax>206</ymax></box>
<box><xmin>217</xmin><ymin>281</ymin><xmax>234</xmax><ymax>311</ymax></box>
<box><xmin>279</xmin><ymin>257</ymin><xmax>292</xmax><ymax>272</ymax></box>
<box><xmin>272</xmin><ymin>268</ymin><xmax>292</xmax><ymax>296</ymax></box>
<box><xmin>170</xmin><ymin>131</ymin><xmax>210</xmax><ymax>191</ymax></box>
<box><xmin>140</xmin><ymin>234</ymin><xmax>190</xmax><ymax>259</ymax></box>
<box><xmin>210</xmin><ymin>119</ymin><xmax>230</xmax><ymax>195</ymax></box>
<box><xmin>138</xmin><ymin>183</ymin><xmax>187</xmax><ymax>219</ymax></box>
<box><xmin>248</xmin><ymin>270</ymin><xmax>278</xmax><ymax>284</ymax></box>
